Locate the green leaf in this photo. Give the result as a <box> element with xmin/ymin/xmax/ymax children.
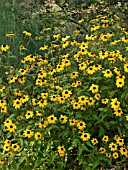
<box><xmin>92</xmin><ymin>160</ymin><xmax>99</xmax><ymax>170</ymax></box>
<box><xmin>101</xmin><ymin>86</ymin><xmax>110</xmax><ymax>91</ymax></box>
<box><xmin>34</xmin><ymin>158</ymin><xmax>42</xmax><ymax>168</ymax></box>
<box><xmin>8</xmin><ymin>114</ymin><xmax>15</xmax><ymax>119</ymax></box>
<box><xmin>98</xmin><ymin>126</ymin><xmax>105</xmax><ymax>137</ymax></box>
<box><xmin>18</xmin><ymin>156</ymin><xmax>26</xmax><ymax>167</ymax></box>
<box><xmin>117</xmin><ymin>126</ymin><xmax>121</xmax><ymax>134</ymax></box>
<box><xmin>86</xmin><ymin>141</ymin><xmax>94</xmax><ymax>148</ymax></box>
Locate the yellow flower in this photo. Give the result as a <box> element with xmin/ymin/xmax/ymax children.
<box><xmin>53</xmin><ymin>34</ymin><xmax>60</xmax><ymax>39</ymax></box>
<box><xmin>77</xmin><ymin>120</ymin><xmax>86</xmax><ymax>130</ymax></box>
<box><xmin>59</xmin><ymin>115</ymin><xmax>67</xmax><ymax>124</ymax></box>
<box><xmin>88</xmin><ymin>97</ymin><xmax>95</xmax><ymax>106</ymax></box>
<box><xmin>62</xmin><ymin>90</ymin><xmax>72</xmax><ymax>99</ymax></box>
<box><xmin>8</xmin><ymin>152</ymin><xmax>13</xmax><ymax>157</ymax></box>
<box><xmin>102</xmin><ymin>135</ymin><xmax>109</xmax><ymax>143</ymax></box>
<box><xmin>69</xmin><ymin>118</ymin><xmax>76</xmax><ymax>126</ymax></box>
<box><xmin>4</xmin><ymin>139</ymin><xmax>11</xmax><ymax>146</ymax></box>
<box><xmin>110</xmin><ymin>98</ymin><xmax>120</xmax><ymax>110</ymax></box>
<box><xmin>100</xmin><ymin>34</ymin><xmax>109</xmax><ymax>41</ymax></box>
<box><xmin>25</xmin><ymin>110</ymin><xmax>34</xmax><ymax>119</ymax></box>
<box><xmin>116</xmin><ymin>78</ymin><xmax>125</xmax><ymax>88</ymax></box>
<box><xmin>41</xmin><ymin>92</ymin><xmax>48</xmax><ymax>99</ymax></box>
<box><xmin>61</xmin><ymin>36</ymin><xmax>70</xmax><ymax>42</ymax></box>
<box><xmin>113</xmin><ymin>107</ymin><xmax>123</xmax><ymax>117</ymax></box>
<box><xmin>19</xmin><ymin>45</ymin><xmax>25</xmax><ymax>51</ymax></box>
<box><xmin>6</xmin><ymin>123</ymin><xmax>17</xmax><ymax>132</ymax></box>
<box><xmin>39</xmin><ymin>45</ymin><xmax>48</xmax><ymax>51</ymax></box>
<box><xmin>34</xmin><ymin>132</ymin><xmax>42</xmax><ymax>140</ymax></box>
<box><xmin>13</xmin><ymin>99</ymin><xmax>22</xmax><ymax>109</ymax></box>
<box><xmin>91</xmin><ymin>138</ymin><xmax>98</xmax><ymax>145</ymax></box>
<box><xmin>20</xmin><ymin>95</ymin><xmax>29</xmax><ymax>103</ymax></box>
<box><xmin>94</xmin><ymin>93</ymin><xmax>100</xmax><ymax>100</ymax></box>
<box><xmin>112</xmin><ymin>152</ymin><xmax>119</xmax><ymax>159</ymax></box>
<box><xmin>89</xmin><ymin>84</ymin><xmax>99</xmax><ymax>93</ymax></box>
<box><xmin>58</xmin><ymin>145</ymin><xmax>66</xmax><ymax>157</ymax></box>
<box><xmin>12</xmin><ymin>143</ymin><xmax>20</xmax><ymax>152</ymax></box>
<box><xmin>81</xmin><ymin>132</ymin><xmax>90</xmax><ymax>141</ymax></box>
<box><xmin>38</xmin><ymin>119</ymin><xmax>49</xmax><ymax>128</ymax></box>
<box><xmin>78</xmin><ymin>96</ymin><xmax>88</xmax><ymax>105</ymax></box>
<box><xmin>109</xmin><ymin>142</ymin><xmax>117</xmax><ymax>151</ymax></box>
<box><xmin>99</xmin><ymin>50</ymin><xmax>109</xmax><ymax>59</ymax></box>
<box><xmin>103</xmin><ymin>69</ymin><xmax>113</xmax><ymax>78</ymax></box>
<box><xmin>119</xmin><ymin>147</ymin><xmax>127</xmax><ymax>156</ymax></box>
<box><xmin>23</xmin><ymin>31</ymin><xmax>32</xmax><ymax>36</ymax></box>
<box><xmin>106</xmin><ymin>153</ymin><xmax>111</xmax><ymax>158</ymax></box>
<box><xmin>62</xmin><ymin>41</ymin><xmax>70</xmax><ymax>48</ymax></box>
<box><xmin>99</xmin><ymin>147</ymin><xmax>106</xmax><ymax>154</ymax></box>
<box><xmin>1</xmin><ymin>44</ymin><xmax>10</xmax><ymax>52</ymax></box>
<box><xmin>0</xmin><ymin>159</ymin><xmax>4</xmax><ymax>165</ymax></box>
<box><xmin>38</xmin><ymin>99</ymin><xmax>47</xmax><ymax>108</ymax></box>
<box><xmin>70</xmin><ymin>72</ymin><xmax>78</xmax><ymax>79</ymax></box>
<box><xmin>87</xmin><ymin>66</ymin><xmax>96</xmax><ymax>75</ymax></box>
<box><xmin>4</xmin><ymin>144</ymin><xmax>10</xmax><ymax>151</ymax></box>
<box><xmin>124</xmin><ymin>63</ymin><xmax>128</xmax><ymax>73</ymax></box>
<box><xmin>47</xmin><ymin>114</ymin><xmax>57</xmax><ymax>124</ymax></box>
<box><xmin>116</xmin><ymin>137</ymin><xmax>124</xmax><ymax>146</ymax></box>
<box><xmin>79</xmin><ymin>62</ymin><xmax>87</xmax><ymax>70</ymax></box>
<box><xmin>23</xmin><ymin>129</ymin><xmax>34</xmax><ymax>138</ymax></box>
<box><xmin>72</xmin><ymin>102</ymin><xmax>81</xmax><ymax>109</ymax></box>
<box><xmin>1</xmin><ymin>105</ymin><xmax>7</xmax><ymax>113</ymax></box>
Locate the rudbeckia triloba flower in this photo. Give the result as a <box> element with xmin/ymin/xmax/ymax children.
<box><xmin>70</xmin><ymin>72</ymin><xmax>78</xmax><ymax>79</ymax></box>
<box><xmin>34</xmin><ymin>132</ymin><xmax>42</xmax><ymax>140</ymax></box>
<box><xmin>94</xmin><ymin>93</ymin><xmax>100</xmax><ymax>100</ymax></box>
<box><xmin>116</xmin><ymin>78</ymin><xmax>125</xmax><ymax>88</ymax></box>
<box><xmin>13</xmin><ymin>99</ymin><xmax>22</xmax><ymax>109</ymax></box>
<box><xmin>110</xmin><ymin>98</ymin><xmax>120</xmax><ymax>110</ymax></box>
<box><xmin>119</xmin><ymin>147</ymin><xmax>127</xmax><ymax>156</ymax></box>
<box><xmin>72</xmin><ymin>102</ymin><xmax>81</xmax><ymax>109</ymax></box>
<box><xmin>116</xmin><ymin>137</ymin><xmax>124</xmax><ymax>146</ymax></box>
<box><xmin>62</xmin><ymin>90</ymin><xmax>72</xmax><ymax>99</ymax></box>
<box><xmin>1</xmin><ymin>44</ymin><xmax>9</xmax><ymax>52</ymax></box>
<box><xmin>112</xmin><ymin>152</ymin><xmax>119</xmax><ymax>159</ymax></box>
<box><xmin>91</xmin><ymin>138</ymin><xmax>98</xmax><ymax>145</ymax></box>
<box><xmin>4</xmin><ymin>145</ymin><xmax>10</xmax><ymax>151</ymax></box>
<box><xmin>87</xmin><ymin>66</ymin><xmax>96</xmax><ymax>74</ymax></box>
<box><xmin>109</xmin><ymin>142</ymin><xmax>117</xmax><ymax>151</ymax></box>
<box><xmin>12</xmin><ymin>143</ymin><xmax>20</xmax><ymax>152</ymax></box>
<box><xmin>6</xmin><ymin>123</ymin><xmax>17</xmax><ymax>132</ymax></box>
<box><xmin>124</xmin><ymin>63</ymin><xmax>128</xmax><ymax>72</ymax></box>
<box><xmin>23</xmin><ymin>129</ymin><xmax>34</xmax><ymax>138</ymax></box>
<box><xmin>103</xmin><ymin>69</ymin><xmax>113</xmax><ymax>78</ymax></box>
<box><xmin>101</xmin><ymin>98</ymin><xmax>109</xmax><ymax>104</ymax></box>
<box><xmin>89</xmin><ymin>84</ymin><xmax>99</xmax><ymax>93</ymax></box>
<box><xmin>81</xmin><ymin>132</ymin><xmax>90</xmax><ymax>141</ymax></box>
<box><xmin>59</xmin><ymin>115</ymin><xmax>67</xmax><ymax>124</ymax></box>
<box><xmin>58</xmin><ymin>145</ymin><xmax>66</xmax><ymax>157</ymax></box>
<box><xmin>106</xmin><ymin>153</ymin><xmax>111</xmax><ymax>158</ymax></box>
<box><xmin>79</xmin><ymin>62</ymin><xmax>87</xmax><ymax>70</ymax></box>
<box><xmin>102</xmin><ymin>135</ymin><xmax>109</xmax><ymax>143</ymax></box>
<box><xmin>113</xmin><ymin>107</ymin><xmax>123</xmax><ymax>116</ymax></box>
<box><xmin>39</xmin><ymin>45</ymin><xmax>48</xmax><ymax>51</ymax></box>
<box><xmin>6</xmin><ymin>33</ymin><xmax>15</xmax><ymax>37</ymax></box>
<box><xmin>8</xmin><ymin>152</ymin><xmax>13</xmax><ymax>157</ymax></box>
<box><xmin>99</xmin><ymin>147</ymin><xmax>106</xmax><ymax>154</ymax></box>
<box><xmin>25</xmin><ymin>110</ymin><xmax>34</xmax><ymax>119</ymax></box>
<box><xmin>77</xmin><ymin>120</ymin><xmax>86</xmax><ymax>130</ymax></box>
<box><xmin>23</xmin><ymin>31</ymin><xmax>32</xmax><ymax>36</ymax></box>
<box><xmin>0</xmin><ymin>159</ymin><xmax>4</xmax><ymax>165</ymax></box>
<box><xmin>47</xmin><ymin>114</ymin><xmax>57</xmax><ymax>124</ymax></box>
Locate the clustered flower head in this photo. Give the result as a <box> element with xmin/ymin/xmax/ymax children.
<box><xmin>0</xmin><ymin>14</ymin><xmax>128</xmax><ymax>168</ymax></box>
